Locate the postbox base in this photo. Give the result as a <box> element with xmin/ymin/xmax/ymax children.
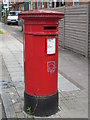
<box><xmin>24</xmin><ymin>92</ymin><xmax>58</xmax><ymax>116</ymax></box>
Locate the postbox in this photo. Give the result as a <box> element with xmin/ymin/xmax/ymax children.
<box><xmin>18</xmin><ymin>10</ymin><xmax>64</xmax><ymax>116</ymax></box>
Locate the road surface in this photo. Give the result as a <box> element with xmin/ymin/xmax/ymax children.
<box><xmin>1</xmin><ymin>23</ymin><xmax>23</xmax><ymax>43</ymax></box>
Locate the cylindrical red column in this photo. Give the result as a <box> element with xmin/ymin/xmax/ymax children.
<box><xmin>18</xmin><ymin>10</ymin><xmax>64</xmax><ymax>116</ymax></box>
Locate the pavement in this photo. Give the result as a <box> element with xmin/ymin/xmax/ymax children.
<box><xmin>0</xmin><ymin>22</ymin><xmax>88</xmax><ymax>119</ymax></box>
<box><xmin>0</xmin><ymin>96</ymin><xmax>2</xmax><ymax>120</ymax></box>
<box><xmin>0</xmin><ymin>95</ymin><xmax>6</xmax><ymax>119</ymax></box>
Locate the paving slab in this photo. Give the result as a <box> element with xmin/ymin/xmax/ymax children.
<box><xmin>0</xmin><ymin>95</ymin><xmax>2</xmax><ymax>119</ymax></box>
<box><xmin>1</xmin><ymin>93</ymin><xmax>17</xmax><ymax>118</ymax></box>
<box><xmin>58</xmin><ymin>73</ymin><xmax>80</xmax><ymax>91</ymax></box>
<box><xmin>58</xmin><ymin>47</ymin><xmax>88</xmax><ymax>90</ymax></box>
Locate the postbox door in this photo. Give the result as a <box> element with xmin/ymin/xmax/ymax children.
<box><xmin>25</xmin><ymin>34</ymin><xmax>58</xmax><ymax>96</ymax></box>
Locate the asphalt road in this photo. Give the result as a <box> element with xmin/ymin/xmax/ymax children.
<box><xmin>1</xmin><ymin>23</ymin><xmax>23</xmax><ymax>43</ymax></box>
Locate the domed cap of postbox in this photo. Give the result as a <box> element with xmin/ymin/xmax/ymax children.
<box><xmin>18</xmin><ymin>9</ymin><xmax>64</xmax><ymax>20</ymax></box>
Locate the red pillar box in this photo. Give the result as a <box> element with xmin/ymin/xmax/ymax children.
<box><xmin>18</xmin><ymin>10</ymin><xmax>64</xmax><ymax>116</ymax></box>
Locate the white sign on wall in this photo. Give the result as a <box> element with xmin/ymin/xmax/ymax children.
<box><xmin>3</xmin><ymin>4</ymin><xmax>8</xmax><ymax>8</ymax></box>
<box><xmin>3</xmin><ymin>0</ymin><xmax>8</xmax><ymax>4</ymax></box>
<box><xmin>47</xmin><ymin>38</ymin><xmax>56</xmax><ymax>55</ymax></box>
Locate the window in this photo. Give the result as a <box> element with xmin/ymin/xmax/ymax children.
<box><xmin>31</xmin><ymin>1</ymin><xmax>33</xmax><ymax>10</ymax></box>
<box><xmin>62</xmin><ymin>0</ymin><xmax>64</xmax><ymax>4</ymax></box>
<box><xmin>9</xmin><ymin>12</ymin><xmax>16</xmax><ymax>16</ymax></box>
<box><xmin>42</xmin><ymin>2</ymin><xmax>44</xmax><ymax>9</ymax></box>
<box><xmin>73</xmin><ymin>0</ymin><xmax>79</xmax><ymax>6</ymax></box>
<box><xmin>21</xmin><ymin>6</ymin><xmax>24</xmax><ymax>11</ymax></box>
<box><xmin>10</xmin><ymin>0</ymin><xmax>12</xmax><ymax>4</ymax></box>
<box><xmin>56</xmin><ymin>2</ymin><xmax>59</xmax><ymax>7</ymax></box>
<box><xmin>61</xmin><ymin>0</ymin><xmax>65</xmax><ymax>6</ymax></box>
<box><xmin>37</xmin><ymin>0</ymin><xmax>41</xmax><ymax>9</ymax></box>
<box><xmin>32</xmin><ymin>2</ymin><xmax>35</xmax><ymax>9</ymax></box>
<box><xmin>47</xmin><ymin>1</ymin><xmax>52</xmax><ymax>8</ymax></box>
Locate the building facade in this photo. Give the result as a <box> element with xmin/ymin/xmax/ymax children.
<box><xmin>2</xmin><ymin>0</ymin><xmax>90</xmax><ymax>11</ymax></box>
<box><xmin>65</xmin><ymin>0</ymin><xmax>90</xmax><ymax>6</ymax></box>
<box><xmin>4</xmin><ymin>0</ymin><xmax>25</xmax><ymax>11</ymax></box>
<box><xmin>4</xmin><ymin>0</ymin><xmax>65</xmax><ymax>11</ymax></box>
<box><xmin>29</xmin><ymin>0</ymin><xmax>65</xmax><ymax>10</ymax></box>
<box><xmin>28</xmin><ymin>0</ymin><xmax>90</xmax><ymax>10</ymax></box>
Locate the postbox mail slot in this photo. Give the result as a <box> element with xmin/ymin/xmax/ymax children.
<box><xmin>44</xmin><ymin>26</ymin><xmax>56</xmax><ymax>30</ymax></box>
